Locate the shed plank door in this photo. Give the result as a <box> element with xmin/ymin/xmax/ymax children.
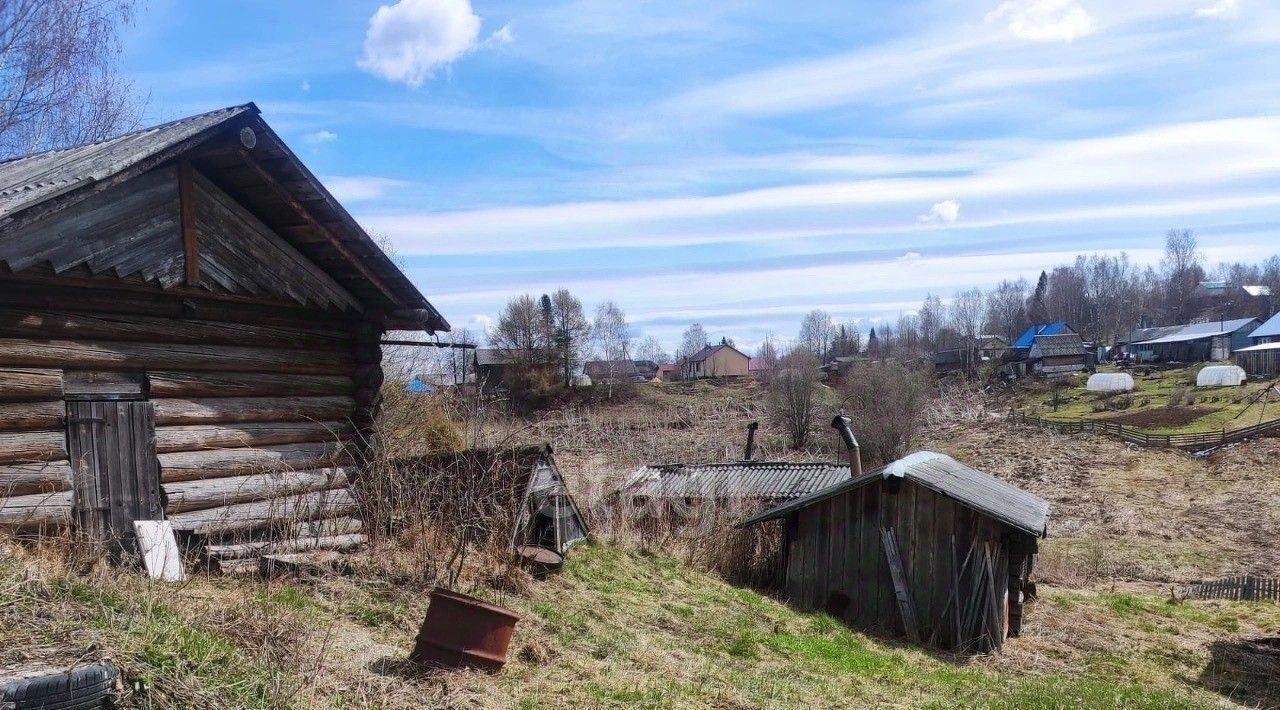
<box><xmin>68</xmin><ymin>401</ymin><xmax>163</xmax><ymax>559</ymax></box>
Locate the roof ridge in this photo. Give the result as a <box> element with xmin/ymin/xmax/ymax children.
<box><xmin>0</xmin><ymin>103</ymin><xmax>257</xmax><ymax>167</ymax></box>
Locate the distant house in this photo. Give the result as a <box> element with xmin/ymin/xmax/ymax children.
<box><xmin>656</xmin><ymin>363</ymin><xmax>677</xmax><ymax>381</ymax></box>
<box><xmin>633</xmin><ymin>360</ymin><xmax>661</xmax><ymax>380</ymax></box>
<box><xmin>977</xmin><ymin>334</ymin><xmax>1009</xmax><ymax>361</ymax></box>
<box><xmin>932</xmin><ymin>347</ymin><xmax>977</xmax><ymax>374</ymax></box>
<box><xmin>749</xmin><ymin>358</ymin><xmax>775</xmax><ymax>380</ymax></box>
<box><xmin>474</xmin><ymin>348</ymin><xmax>518</xmax><ymax>391</ymax></box>
<box><xmin>820</xmin><ymin>355</ymin><xmax>861</xmax><ymax>383</ymax></box>
<box><xmin>1126</xmin><ymin>318</ymin><xmax>1261</xmax><ymax>363</ymax></box>
<box><xmin>583</xmin><ymin>360</ymin><xmax>640</xmax><ymax>383</ymax></box>
<box><xmin>1250</xmin><ymin>311</ymin><xmax>1280</xmax><ymax>345</ymax></box>
<box><xmin>739</xmin><ymin>452</ymin><xmax>1049</xmax><ymax>653</ymax></box>
<box><xmin>1012</xmin><ymin>322</ymin><xmax>1073</xmax><ymax>351</ymax></box>
<box><xmin>1192</xmin><ymin>281</ymin><xmax>1273</xmax><ymax>320</ymax></box>
<box><xmin>1028</xmin><ymin>332</ymin><xmax>1088</xmax><ymax>375</ymax></box>
<box><xmin>680</xmin><ymin>342</ymin><xmax>751</xmax><ymax>379</ymax></box>
<box><xmin>1236</xmin><ymin>311</ymin><xmax>1280</xmax><ymax>375</ymax></box>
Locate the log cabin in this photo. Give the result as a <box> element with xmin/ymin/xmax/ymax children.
<box><xmin>0</xmin><ymin>104</ymin><xmax>448</xmax><ymax>561</ymax></box>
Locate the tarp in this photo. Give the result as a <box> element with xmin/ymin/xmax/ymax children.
<box><xmin>1086</xmin><ymin>373</ymin><xmax>1135</xmax><ymax>393</ymax></box>
<box><xmin>1196</xmin><ymin>365</ymin><xmax>1247</xmax><ymax>387</ymax></box>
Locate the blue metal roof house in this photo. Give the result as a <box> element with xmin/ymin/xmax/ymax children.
<box><xmin>1013</xmin><ymin>322</ymin><xmax>1072</xmax><ymax>349</ymax></box>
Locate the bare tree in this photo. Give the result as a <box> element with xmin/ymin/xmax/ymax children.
<box><xmin>918</xmin><ymin>294</ymin><xmax>945</xmax><ymax>347</ymax></box>
<box><xmin>949</xmin><ymin>288</ymin><xmax>985</xmax><ymax>344</ymax></box>
<box><xmin>491</xmin><ymin>294</ymin><xmax>547</xmax><ymax>358</ymax></box>
<box><xmin>755</xmin><ymin>332</ymin><xmax>779</xmax><ymax>366</ymax></box>
<box><xmin>983</xmin><ymin>278</ymin><xmax>1029</xmax><ymax>343</ymax></box>
<box><xmin>547</xmin><ymin>288</ymin><xmax>590</xmax><ymax>387</ymax></box>
<box><xmin>840</xmin><ymin>360</ymin><xmax>930</xmax><ymax>467</ymax></box>
<box><xmin>679</xmin><ymin>323</ymin><xmax>709</xmax><ymax>359</ymax></box>
<box><xmin>634</xmin><ymin>335</ymin><xmax>670</xmax><ymax>363</ymax></box>
<box><xmin>592</xmin><ymin>301</ymin><xmax>631</xmax><ymax>397</ymax></box>
<box><xmin>0</xmin><ymin>0</ymin><xmax>140</xmax><ymax>158</ymax></box>
<box><xmin>1162</xmin><ymin>229</ymin><xmax>1204</xmax><ymax>322</ymax></box>
<box><xmin>797</xmin><ymin>309</ymin><xmax>834</xmax><ymax>359</ymax></box>
<box><xmin>769</xmin><ymin>348</ymin><xmax>820</xmax><ymax>449</ymax></box>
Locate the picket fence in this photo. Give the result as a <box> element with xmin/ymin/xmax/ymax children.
<box><xmin>1186</xmin><ymin>575</ymin><xmax>1280</xmax><ymax>603</ymax></box>
<box><xmin>1006</xmin><ymin>411</ymin><xmax>1280</xmax><ymax>451</ymax></box>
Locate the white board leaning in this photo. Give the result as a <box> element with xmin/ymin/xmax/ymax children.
<box><xmin>1196</xmin><ymin>365</ymin><xmax>1247</xmax><ymax>388</ymax></box>
<box><xmin>134</xmin><ymin>520</ymin><xmax>187</xmax><ymax>581</ymax></box>
<box><xmin>1086</xmin><ymin>373</ymin><xmax>1135</xmax><ymax>393</ymax></box>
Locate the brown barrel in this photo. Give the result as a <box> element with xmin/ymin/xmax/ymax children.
<box><xmin>515</xmin><ymin>545</ymin><xmax>564</xmax><ymax>579</ymax></box>
<box><xmin>410</xmin><ymin>588</ymin><xmax>520</xmax><ymax>672</ymax></box>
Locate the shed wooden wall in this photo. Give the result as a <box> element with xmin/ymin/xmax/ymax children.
<box><xmin>0</xmin><ymin>162</ymin><xmax>387</xmax><ymax>542</ymax></box>
<box><xmin>783</xmin><ymin>479</ymin><xmax>1013</xmax><ymax>651</ymax></box>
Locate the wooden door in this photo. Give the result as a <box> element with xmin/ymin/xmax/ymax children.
<box><xmin>67</xmin><ymin>400</ymin><xmax>164</xmax><ymax>560</ymax></box>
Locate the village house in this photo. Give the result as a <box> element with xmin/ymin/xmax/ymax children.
<box><xmin>739</xmin><ymin>444</ymin><xmax>1049</xmax><ymax>653</ymax></box>
<box><xmin>1191</xmin><ymin>281</ymin><xmax>1273</xmax><ymax>321</ymax></box>
<box><xmin>679</xmin><ymin>341</ymin><xmax>751</xmax><ymax>379</ymax></box>
<box><xmin>0</xmin><ymin>104</ymin><xmax>447</xmax><ymax>563</ymax></box>
<box><xmin>1125</xmin><ymin>318</ymin><xmax>1260</xmax><ymax>363</ymax></box>
<box><xmin>1009</xmin><ymin>322</ymin><xmax>1087</xmax><ymax>376</ymax></box>
<box><xmin>1234</xmin><ymin>311</ymin><xmax>1280</xmax><ymax>376</ymax></box>
<box><xmin>583</xmin><ymin>359</ymin><xmax>641</xmax><ymax>383</ymax></box>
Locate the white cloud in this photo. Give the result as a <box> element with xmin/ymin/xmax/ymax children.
<box><xmin>896</xmin><ymin>251</ymin><xmax>924</xmax><ymax>262</ymax></box>
<box><xmin>987</xmin><ymin>0</ymin><xmax>1097</xmax><ymax>42</ymax></box>
<box><xmin>917</xmin><ymin>200</ymin><xmax>961</xmax><ymax>224</ymax></box>
<box><xmin>321</xmin><ymin>175</ymin><xmax>410</xmax><ymax>202</ymax></box>
<box><xmin>357</xmin><ymin>0</ymin><xmax>509</xmax><ymax>88</ymax></box>
<box><xmin>1195</xmin><ymin>0</ymin><xmax>1240</xmax><ymax>19</ymax></box>
<box><xmin>304</xmin><ymin>129</ymin><xmax>337</xmax><ymax>143</ymax></box>
<box><xmin>300</xmin><ymin>80</ymin><xmax>311</xmax><ymax>92</ymax></box>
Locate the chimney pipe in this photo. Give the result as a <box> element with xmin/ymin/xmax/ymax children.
<box><xmin>831</xmin><ymin>415</ymin><xmax>862</xmax><ymax>478</ymax></box>
<box><xmin>743</xmin><ymin>421</ymin><xmax>759</xmax><ymax>461</ymax></box>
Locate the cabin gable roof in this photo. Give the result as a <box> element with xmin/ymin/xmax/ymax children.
<box><xmin>0</xmin><ymin>103</ymin><xmax>446</xmax><ymax>331</ymax></box>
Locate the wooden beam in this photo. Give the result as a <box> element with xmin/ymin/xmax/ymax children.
<box><xmin>179</xmin><ymin>160</ymin><xmax>200</xmax><ymax>286</ymax></box>
<box><xmin>233</xmin><ymin>149</ymin><xmax>401</xmax><ymax>306</ymax></box>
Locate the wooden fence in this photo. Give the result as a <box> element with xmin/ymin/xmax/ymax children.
<box><xmin>1186</xmin><ymin>576</ymin><xmax>1280</xmax><ymax>603</ymax></box>
<box><xmin>1007</xmin><ymin>411</ymin><xmax>1280</xmax><ymax>451</ymax></box>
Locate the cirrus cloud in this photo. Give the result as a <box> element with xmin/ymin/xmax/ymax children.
<box><xmin>987</xmin><ymin>0</ymin><xmax>1097</xmax><ymax>42</ymax></box>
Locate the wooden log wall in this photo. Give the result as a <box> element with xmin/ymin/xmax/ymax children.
<box><xmin>0</xmin><ymin>279</ymin><xmax>383</xmax><ymax>537</ymax></box>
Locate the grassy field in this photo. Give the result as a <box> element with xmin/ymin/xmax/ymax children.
<box><xmin>3</xmin><ymin>540</ymin><xmax>1276</xmax><ymax>709</ymax></box>
<box><xmin>1008</xmin><ymin>365</ymin><xmax>1280</xmax><ymax>434</ymax></box>
<box><xmin>4</xmin><ymin>379</ymin><xmax>1279</xmax><ymax>708</ymax></box>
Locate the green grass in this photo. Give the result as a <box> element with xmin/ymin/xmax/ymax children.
<box><xmin>1012</xmin><ymin>364</ymin><xmax>1278</xmax><ymax>434</ymax></box>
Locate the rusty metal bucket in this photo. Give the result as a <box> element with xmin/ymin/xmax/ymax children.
<box><xmin>410</xmin><ymin>587</ymin><xmax>520</xmax><ymax>672</ymax></box>
<box><xmin>516</xmin><ymin>545</ymin><xmax>564</xmax><ymax>580</ymax></box>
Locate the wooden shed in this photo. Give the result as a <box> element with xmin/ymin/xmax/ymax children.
<box><xmin>740</xmin><ymin>452</ymin><xmax>1049</xmax><ymax>653</ymax></box>
<box><xmin>0</xmin><ymin>104</ymin><xmax>448</xmax><ymax>560</ymax></box>
<box><xmin>390</xmin><ymin>445</ymin><xmax>588</xmax><ymax>556</ymax></box>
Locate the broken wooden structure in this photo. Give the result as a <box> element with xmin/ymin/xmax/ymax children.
<box><xmin>389</xmin><ymin>445</ymin><xmax>588</xmax><ymax>557</ymax></box>
<box><xmin>0</xmin><ymin>104</ymin><xmax>448</xmax><ymax>568</ymax></box>
<box><xmin>740</xmin><ymin>451</ymin><xmax>1049</xmax><ymax>653</ymax></box>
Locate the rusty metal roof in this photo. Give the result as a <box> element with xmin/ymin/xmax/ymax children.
<box><xmin>740</xmin><ymin>451</ymin><xmax>1050</xmax><ymax>537</ymax></box>
<box><xmin>618</xmin><ymin>461</ymin><xmax>850</xmax><ymax>500</ymax></box>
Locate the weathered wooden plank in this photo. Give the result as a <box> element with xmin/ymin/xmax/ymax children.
<box><xmin>205</xmin><ymin>532</ymin><xmax>367</xmax><ymax>561</ymax></box>
<box><xmin>0</xmin><ymin>368</ymin><xmax>63</xmax><ymax>401</ymax></box>
<box><xmin>0</xmin><ymin>339</ymin><xmax>353</xmax><ymax>374</ymax></box>
<box><xmin>882</xmin><ymin>526</ymin><xmax>921</xmax><ymax>643</ymax></box>
<box><xmin>179</xmin><ymin>160</ymin><xmax>200</xmax><ymax>286</ymax></box>
<box><xmin>0</xmin><ymin>401</ymin><xmax>64</xmax><ymax>431</ymax></box>
<box><xmin>63</xmin><ymin>371</ymin><xmax>148</xmax><ymax>401</ymax></box>
<box><xmin>0</xmin><ymin>430</ymin><xmax>68</xmax><ymax>464</ymax></box>
<box><xmin>0</xmin><ymin>460</ymin><xmax>74</xmax><ymax>496</ymax></box>
<box><xmin>164</xmin><ymin>467</ymin><xmax>350</xmax><ymax>513</ymax></box>
<box><xmin>0</xmin><ymin>277</ymin><xmax>359</xmax><ymax>330</ymax></box>
<box><xmin>148</xmin><ymin>371</ymin><xmax>354</xmax><ymax>398</ymax></box>
<box><xmin>0</xmin><ymin>308</ymin><xmax>352</xmax><ymax>350</ymax></box>
<box><xmin>0</xmin><ymin>490</ymin><xmax>72</xmax><ymax>529</ymax></box>
<box><xmin>153</xmin><ymin>396</ymin><xmax>355</xmax><ymax>425</ymax></box>
<box><xmin>154</xmin><ymin>421</ymin><xmax>351</xmax><ymax>453</ymax></box>
<box><xmin>168</xmin><ymin>487</ymin><xmax>357</xmax><ymax>535</ymax></box>
<box><xmin>291</xmin><ymin>516</ymin><xmax>363</xmax><ymax>538</ymax></box>
<box><xmin>158</xmin><ymin>442</ymin><xmax>349</xmax><ymax>482</ymax></box>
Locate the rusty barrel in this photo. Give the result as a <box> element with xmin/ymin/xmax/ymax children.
<box><xmin>410</xmin><ymin>588</ymin><xmax>520</xmax><ymax>672</ymax></box>
<box><xmin>515</xmin><ymin>545</ymin><xmax>564</xmax><ymax>580</ymax></box>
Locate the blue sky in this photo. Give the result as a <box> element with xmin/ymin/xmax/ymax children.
<box><xmin>122</xmin><ymin>0</ymin><xmax>1280</xmax><ymax>352</ymax></box>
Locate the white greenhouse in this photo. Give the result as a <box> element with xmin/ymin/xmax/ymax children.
<box><xmin>1086</xmin><ymin>373</ymin><xmax>1135</xmax><ymax>393</ymax></box>
<box><xmin>1196</xmin><ymin>365</ymin><xmax>1247</xmax><ymax>388</ymax></box>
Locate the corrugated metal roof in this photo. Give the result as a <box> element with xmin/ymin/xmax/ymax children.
<box><xmin>1237</xmin><ymin>341</ymin><xmax>1280</xmax><ymax>352</ymax></box>
<box><xmin>1014</xmin><ymin>322</ymin><xmax>1071</xmax><ymax>349</ymax></box>
<box><xmin>1243</xmin><ymin>285</ymin><xmax>1272</xmax><ymax>297</ymax></box>
<box><xmin>1121</xmin><ymin>325</ymin><xmax>1184</xmax><ymax>345</ymax></box>
<box><xmin>1251</xmin><ymin>312</ymin><xmax>1280</xmax><ymax>341</ymax></box>
<box><xmin>739</xmin><ymin>451</ymin><xmax>1050</xmax><ymax>537</ymax></box>
<box><xmin>1135</xmin><ymin>318</ymin><xmax>1260</xmax><ymax>345</ymax></box>
<box><xmin>0</xmin><ymin>105</ymin><xmax>256</xmax><ymax>219</ymax></box>
<box><xmin>618</xmin><ymin>461</ymin><xmax>850</xmax><ymax>500</ymax></box>
<box><xmin>1031</xmin><ymin>333</ymin><xmax>1085</xmax><ymax>358</ymax></box>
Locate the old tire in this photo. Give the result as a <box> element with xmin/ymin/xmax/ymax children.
<box><xmin>0</xmin><ymin>663</ymin><xmax>117</xmax><ymax>709</ymax></box>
